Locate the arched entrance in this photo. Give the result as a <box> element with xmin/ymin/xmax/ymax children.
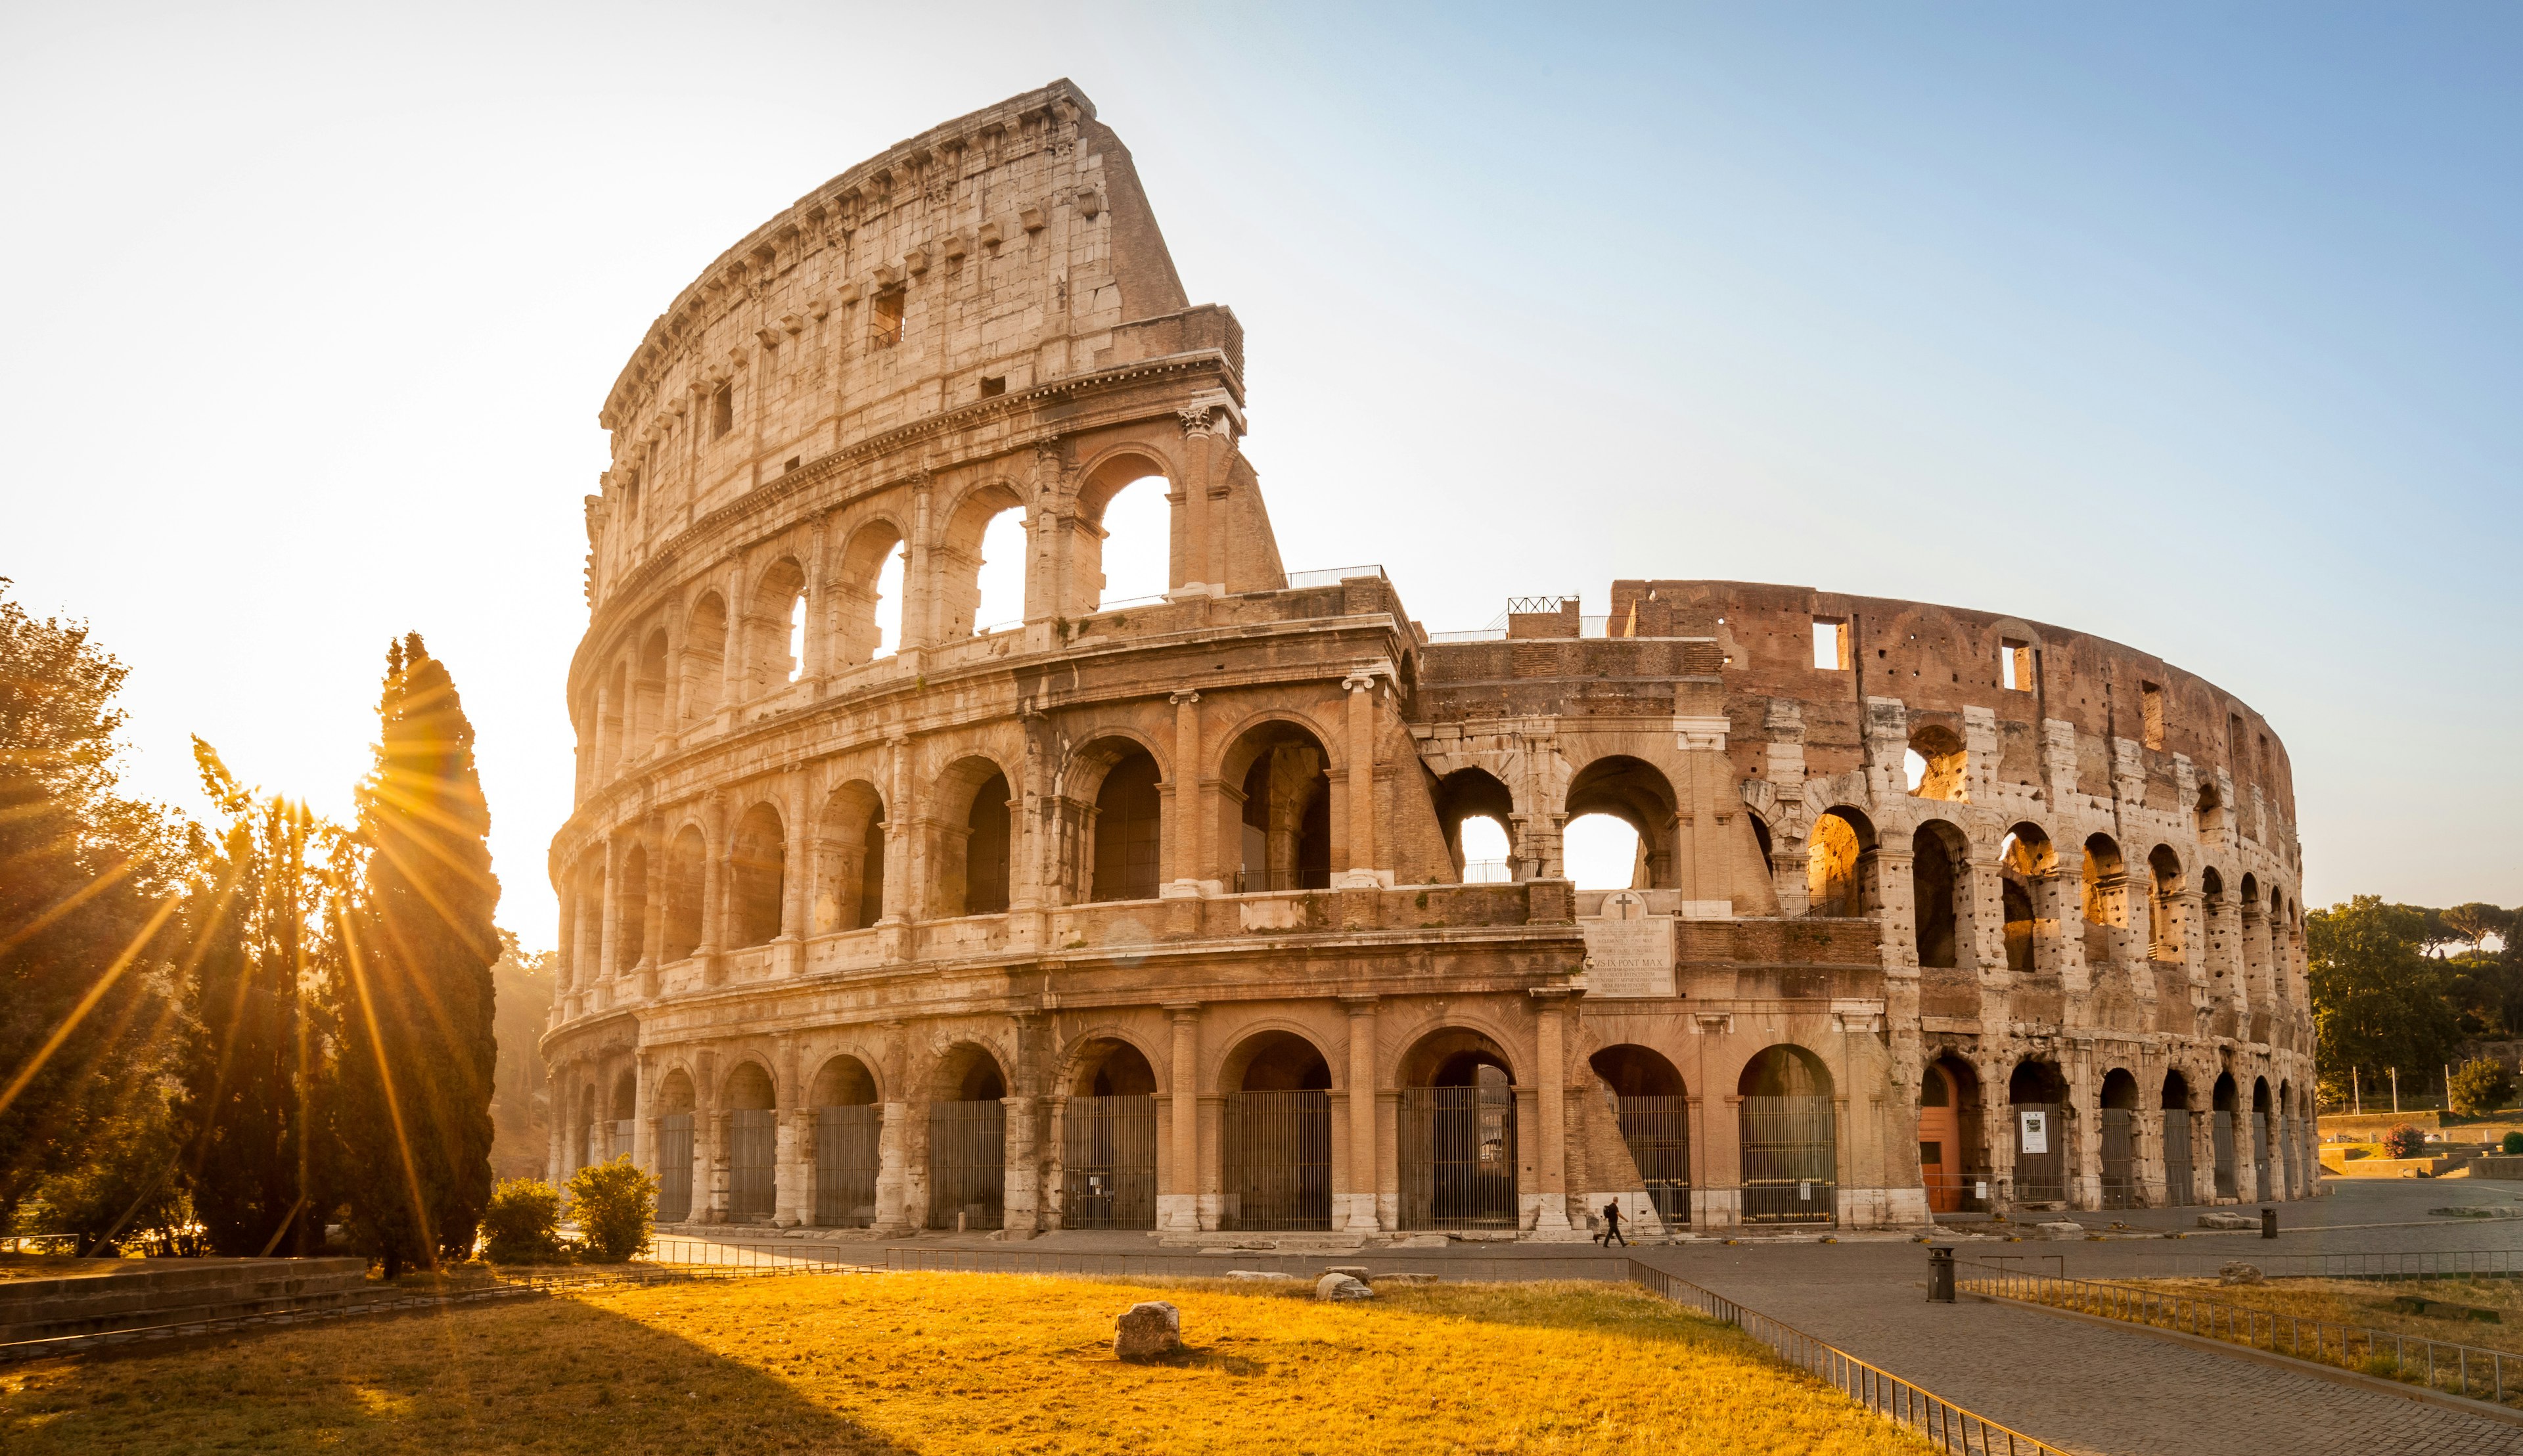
<box><xmin>1064</xmin><ymin>1039</ymin><xmax>1158</xmax><ymax>1230</ymax></box>
<box><xmin>1225</xmin><ymin>723</ymin><xmax>1332</xmax><ymax>892</ymax></box>
<box><xmin>725</xmin><ymin>1061</ymin><xmax>777</xmax><ymax>1223</ymax></box>
<box><xmin>810</xmin><ymin>1055</ymin><xmax>880</xmax><ymax>1229</ymax></box>
<box><xmin>2212</xmin><ymin>1072</ymin><xmax>2240</xmax><ymax>1199</ymax></box>
<box><xmin>1591</xmin><ymin>1045</ymin><xmax>1689</xmax><ymax>1229</ymax></box>
<box><xmin>656</xmin><ymin>1070</ymin><xmax>696</xmax><ymax>1223</ymax></box>
<box><xmin>2161</xmin><ymin>1071</ymin><xmax>2195</xmax><ymax>1207</ymax></box>
<box><xmin>2009</xmin><ymin>1060</ymin><xmax>2068</xmax><ymax>1207</ymax></box>
<box><xmin>2252</xmin><ymin>1078</ymin><xmax>2274</xmax><ymax>1201</ymax></box>
<box><xmin>1221</xmin><ymin>1032</ymin><xmax>1332</xmax><ymax>1231</ymax></box>
<box><xmin>1400</xmin><ymin>1030</ymin><xmax>1519</xmax><ymax>1230</ymax></box>
<box><xmin>1917</xmin><ymin>1056</ymin><xmax>1982</xmax><ymax>1214</ymax></box>
<box><xmin>2100</xmin><ymin>1069</ymin><xmax>2139</xmax><ymax>1209</ymax></box>
<box><xmin>1738</xmin><ymin>1046</ymin><xmax>1836</xmax><ymax>1225</ymax></box>
<box><xmin>928</xmin><ymin>1046</ymin><xmax>1007</xmax><ymax>1231</ymax></box>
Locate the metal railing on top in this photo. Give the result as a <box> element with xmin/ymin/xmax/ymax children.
<box><xmin>1282</xmin><ymin>564</ymin><xmax>1385</xmax><ymax>589</ymax></box>
<box><xmin>1627</xmin><ymin>1262</ymin><xmax>2070</xmax><ymax>1455</ymax></box>
<box><xmin>2113</xmin><ymin>1248</ymin><xmax>2523</xmax><ymax>1283</ymax></box>
<box><xmin>1959</xmin><ymin>1260</ymin><xmax>2523</xmax><ymax>1408</ymax></box>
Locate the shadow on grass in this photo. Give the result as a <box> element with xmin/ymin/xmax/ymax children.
<box><xmin>1108</xmin><ymin>1274</ymin><xmax>1767</xmax><ymax>1355</ymax></box>
<box><xmin>0</xmin><ymin>1289</ymin><xmax>913</xmax><ymax>1455</ymax></box>
<box><xmin>1125</xmin><ymin>1344</ymin><xmax>1268</xmax><ymax>1376</ymax></box>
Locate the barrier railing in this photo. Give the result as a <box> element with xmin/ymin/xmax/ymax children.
<box><xmin>2120</xmin><ymin>1248</ymin><xmax>2523</xmax><ymax>1283</ymax></box>
<box><xmin>1959</xmin><ymin>1261</ymin><xmax>2523</xmax><ymax>1407</ymax></box>
<box><xmin>1626</xmin><ymin>1262</ymin><xmax>2070</xmax><ymax>1455</ymax></box>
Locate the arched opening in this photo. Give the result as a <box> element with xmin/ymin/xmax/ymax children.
<box><xmin>937</xmin><ymin>484</ymin><xmax>1029</xmax><ymax>640</ymax></box>
<box><xmin>608</xmin><ymin>1070</ymin><xmax>635</xmax><ymax>1161</ymax></box>
<box><xmin>2252</xmin><ymin>1077</ymin><xmax>2274</xmax><ymax>1200</ymax></box>
<box><xmin>571</xmin><ymin>855</ymin><xmax>602</xmax><ymax>986</ymax></box>
<box><xmin>811</xmin><ymin>781</ymin><xmax>886</xmax><ymax>933</ymax></box>
<box><xmin>1918</xmin><ymin>1056</ymin><xmax>1984</xmax><ymax>1214</ymax></box>
<box><xmin>932</xmin><ymin>758</ymin><xmax>1012</xmax><ymax>917</ymax></box>
<box><xmin>1911</xmin><ymin>821</ymin><xmax>1969</xmax><ymax>970</ymax></box>
<box><xmin>2211</xmin><ymin>1072</ymin><xmax>2240</xmax><ymax>1198</ymax></box>
<box><xmin>616</xmin><ymin>844</ymin><xmax>648</xmax><ymax>975</ymax></box>
<box><xmin>601</xmin><ymin>663</ymin><xmax>627</xmax><ymax>778</ymax></box>
<box><xmin>927</xmin><ymin>1045</ymin><xmax>1007</xmax><ymax>1231</ymax></box>
<box><xmin>1227</xmin><ymin>722</ymin><xmax>1332</xmax><ymax>893</ymax></box>
<box><xmin>728</xmin><ymin>803</ymin><xmax>786</xmax><ymax>947</ymax></box>
<box><xmin>655</xmin><ymin>1069</ymin><xmax>696</xmax><ymax>1223</ymax></box>
<box><xmin>1221</xmin><ymin>1032</ymin><xmax>1333</xmax><ymax>1232</ymax></box>
<box><xmin>2276</xmin><ymin>1077</ymin><xmax>2298</xmax><ymax>1199</ymax></box>
<box><xmin>746</xmin><ymin>557</ymin><xmax>807</xmax><ymax>696</ymax></box>
<box><xmin>2009</xmin><ymin>1060</ymin><xmax>2069</xmax><ymax>1206</ymax></box>
<box><xmin>635</xmin><ymin>629</ymin><xmax>670</xmax><ymax>755</ymax></box>
<box><xmin>1590</xmin><ymin>1045</ymin><xmax>1689</xmax><ymax>1229</ymax></box>
<box><xmin>1084</xmin><ymin>744</ymin><xmax>1162</xmax><ymax>903</ymax></box>
<box><xmin>1074</xmin><ymin>457</ymin><xmax>1173</xmax><ymax>612</ymax></box>
<box><xmin>683</xmin><ymin>593</ymin><xmax>727</xmax><ymax>724</ymax></box>
<box><xmin>1564</xmin><ymin>756</ymin><xmax>1677</xmax><ymax>890</ymax></box>
<box><xmin>1432</xmin><ymin>767</ymin><xmax>1516</xmax><ymax>884</ymax></box>
<box><xmin>724</xmin><ymin>1060</ymin><xmax>777</xmax><ymax>1223</ymax></box>
<box><xmin>663</xmin><ymin>826</ymin><xmax>706</xmax><ymax>961</ymax></box>
<box><xmin>1399</xmin><ymin>1029</ymin><xmax>1518</xmax><ymax>1230</ymax></box>
<box><xmin>573</xmin><ymin>1082</ymin><xmax>597</xmax><ymax>1174</ymax></box>
<box><xmin>2161</xmin><ymin>1070</ymin><xmax>2195</xmax><ymax>1207</ymax></box>
<box><xmin>1999</xmin><ymin>824</ymin><xmax>2052</xmax><ymax>972</ymax></box>
<box><xmin>1739</xmin><ymin>1045</ymin><xmax>1836</xmax><ymax>1224</ymax></box>
<box><xmin>831</xmin><ymin>520</ymin><xmax>906</xmax><ymax>666</ymax></box>
<box><xmin>1906</xmin><ymin>723</ymin><xmax>1967</xmax><ymax>801</ymax></box>
<box><xmin>1063</xmin><ymin>1039</ymin><xmax>1158</xmax><ymax>1231</ymax></box>
<box><xmin>2147</xmin><ymin>845</ymin><xmax>2184</xmax><ymax>962</ymax></box>
<box><xmin>2195</xmin><ymin>781</ymin><xmax>2225</xmax><ymax>837</ymax></box>
<box><xmin>1807</xmin><ymin>807</ymin><xmax>1876</xmax><ymax>919</ymax></box>
<box><xmin>2100</xmin><ymin>1069</ymin><xmax>2140</xmax><ymax>1208</ymax></box>
<box><xmin>2081</xmin><ymin>833</ymin><xmax>2127</xmax><ymax>964</ymax></box>
<box><xmin>811</xmin><ymin>1055</ymin><xmax>880</xmax><ymax>1229</ymax></box>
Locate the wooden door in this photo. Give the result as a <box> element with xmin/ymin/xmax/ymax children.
<box><xmin>1919</xmin><ymin>1066</ymin><xmax>1963</xmax><ymax>1213</ymax></box>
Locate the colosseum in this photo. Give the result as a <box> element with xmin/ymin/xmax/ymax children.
<box><xmin>544</xmin><ymin>80</ymin><xmax>2316</xmax><ymax>1240</ymax></box>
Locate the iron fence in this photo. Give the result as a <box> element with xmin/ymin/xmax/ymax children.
<box><xmin>1628</xmin><ymin>1263</ymin><xmax>2070</xmax><ymax>1454</ymax></box>
<box><xmin>1400</xmin><ymin>1085</ymin><xmax>1518</xmax><ymax>1229</ymax></box>
<box><xmin>1616</xmin><ymin>1095</ymin><xmax>1691</xmax><ymax>1228</ymax></box>
<box><xmin>1961</xmin><ymin>1260</ymin><xmax>2523</xmax><ymax>1409</ymax></box>
<box><xmin>1223</xmin><ymin>1090</ymin><xmax>1333</xmax><ymax>1231</ymax></box>
<box><xmin>2162</xmin><ymin>1108</ymin><xmax>2194</xmax><ymax>1206</ymax></box>
<box><xmin>658</xmin><ymin>1112</ymin><xmax>694</xmax><ymax>1222</ymax></box>
<box><xmin>1740</xmin><ymin>1095</ymin><xmax>1834</xmax><ymax>1223</ymax></box>
<box><xmin>928</xmin><ymin>1099</ymin><xmax>1005</xmax><ymax>1231</ymax></box>
<box><xmin>729</xmin><ymin>1109</ymin><xmax>777</xmax><ymax>1221</ymax></box>
<box><xmin>2118</xmin><ymin>1248</ymin><xmax>2523</xmax><ymax>1282</ymax></box>
<box><xmin>2254</xmin><ymin>1113</ymin><xmax>2273</xmax><ymax>1201</ymax></box>
<box><xmin>2099</xmin><ymin>1108</ymin><xmax>2135</xmax><ymax>1210</ymax></box>
<box><xmin>815</xmin><ymin>1104</ymin><xmax>881</xmax><ymax>1229</ymax></box>
<box><xmin>2011</xmin><ymin>1103</ymin><xmax>2066</xmax><ymax>1204</ymax></box>
<box><xmin>2212</xmin><ymin>1113</ymin><xmax>2237</xmax><ymax>1198</ymax></box>
<box><xmin>1063</xmin><ymin>1094</ymin><xmax>1158</xmax><ymax>1230</ymax></box>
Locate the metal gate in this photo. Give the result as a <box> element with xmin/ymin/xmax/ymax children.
<box><xmin>1223</xmin><ymin>1090</ymin><xmax>1332</xmax><ymax>1231</ymax></box>
<box><xmin>2099</xmin><ymin>1108</ymin><xmax>2135</xmax><ymax>1210</ymax></box>
<box><xmin>2213</xmin><ymin>1112</ymin><xmax>2237</xmax><ymax>1198</ymax></box>
<box><xmin>2253</xmin><ymin>1113</ymin><xmax>2272</xmax><ymax>1200</ymax></box>
<box><xmin>814</xmin><ymin>1104</ymin><xmax>880</xmax><ymax>1229</ymax></box>
<box><xmin>1400</xmin><ymin>1085</ymin><xmax>1519</xmax><ymax>1229</ymax></box>
<box><xmin>1063</xmin><ymin>1094</ymin><xmax>1158</xmax><ymax>1230</ymax></box>
<box><xmin>610</xmin><ymin>1120</ymin><xmax>634</xmax><ymax>1162</ymax></box>
<box><xmin>730</xmin><ymin>1108</ymin><xmax>777</xmax><ymax>1221</ymax></box>
<box><xmin>2162</xmin><ymin>1108</ymin><xmax>2194</xmax><ymax>1206</ymax></box>
<box><xmin>2011</xmin><ymin>1103</ymin><xmax>2066</xmax><ymax>1205</ymax></box>
<box><xmin>1617</xmin><ymin>1095</ymin><xmax>1691</xmax><ymax>1228</ymax></box>
<box><xmin>1739</xmin><ymin>1095</ymin><xmax>1835</xmax><ymax>1224</ymax></box>
<box><xmin>927</xmin><ymin>1099</ymin><xmax>1005</xmax><ymax>1231</ymax></box>
<box><xmin>658</xmin><ymin>1112</ymin><xmax>694</xmax><ymax>1223</ymax></box>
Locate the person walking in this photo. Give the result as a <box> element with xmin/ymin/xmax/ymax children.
<box><xmin>1598</xmin><ymin>1198</ymin><xmax>1628</xmax><ymax>1247</ymax></box>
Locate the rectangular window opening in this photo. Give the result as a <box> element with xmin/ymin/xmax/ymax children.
<box><xmin>1811</xmin><ymin>618</ymin><xmax>1848</xmax><ymax>671</ymax></box>
<box><xmin>710</xmin><ymin>384</ymin><xmax>734</xmax><ymax>440</ymax></box>
<box><xmin>2002</xmin><ymin>638</ymin><xmax>2033</xmax><ymax>692</ymax></box>
<box><xmin>979</xmin><ymin>375</ymin><xmax>1006</xmax><ymax>398</ymax></box>
<box><xmin>2141</xmin><ymin>681</ymin><xmax>2166</xmax><ymax>750</ymax></box>
<box><xmin>784</xmin><ymin>456</ymin><xmax>802</xmax><ymax>473</ymax></box>
<box><xmin>872</xmin><ymin>290</ymin><xmax>905</xmax><ymax>348</ymax></box>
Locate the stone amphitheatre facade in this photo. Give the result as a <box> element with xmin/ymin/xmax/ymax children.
<box><xmin>544</xmin><ymin>81</ymin><xmax>2315</xmax><ymax>1240</ymax></box>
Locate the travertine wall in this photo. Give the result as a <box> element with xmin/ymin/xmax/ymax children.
<box><xmin>543</xmin><ymin>81</ymin><xmax>2315</xmax><ymax>1239</ymax></box>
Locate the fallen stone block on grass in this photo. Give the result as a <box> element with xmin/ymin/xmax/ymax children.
<box><xmin>1223</xmin><ymin>1270</ymin><xmax>1295</xmax><ymax>1283</ymax></box>
<box><xmin>1114</xmin><ymin>1300</ymin><xmax>1183</xmax><ymax>1361</ymax></box>
<box><xmin>1315</xmin><ymin>1273</ymin><xmax>1373</xmax><ymax>1302</ymax></box>
<box><xmin>2218</xmin><ymin>1262</ymin><xmax>2265</xmax><ymax>1285</ymax></box>
<box><xmin>1371</xmin><ymin>1272</ymin><xmax>1438</xmax><ymax>1286</ymax></box>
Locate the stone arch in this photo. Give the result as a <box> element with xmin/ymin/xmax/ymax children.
<box><xmin>662</xmin><ymin>824</ymin><xmax>706</xmax><ymax>961</ymax></box>
<box><xmin>1590</xmin><ymin>1044</ymin><xmax>1690</xmax><ymax>1229</ymax></box>
<box><xmin>2081</xmin><ymin>834</ymin><xmax>2129</xmax><ymax>967</ymax></box>
<box><xmin>812</xmin><ymin>779</ymin><xmax>887</xmax><ymax>933</ymax></box>
<box><xmin>809</xmin><ymin>1054</ymin><xmax>881</xmax><ymax>1108</ymax></box>
<box><xmin>1911</xmin><ymin>818</ymin><xmax>1972</xmax><ymax>970</ymax></box>
<box><xmin>723</xmin><ymin>1057</ymin><xmax>777</xmax><ymax>1111</ymax></box>
<box><xmin>926</xmin><ymin>1041</ymin><xmax>1009</xmax><ymax>1231</ymax></box>
<box><xmin>807</xmin><ymin>1051</ymin><xmax>883</xmax><ymax>1229</ymax></box>
<box><xmin>614</xmin><ymin>842</ymin><xmax>648</xmax><ymax>974</ymax></box>
<box><xmin>633</xmin><ymin>627</ymin><xmax>671</xmax><ymax>754</ymax></box>
<box><xmin>930</xmin><ymin>754</ymin><xmax>1016</xmax><ymax>917</ymax></box>
<box><xmin>743</xmin><ymin>555</ymin><xmax>809</xmax><ymax>696</ymax></box>
<box><xmin>2147</xmin><ymin>844</ymin><xmax>2185</xmax><ymax>961</ymax></box>
<box><xmin>1564</xmin><ymin>754</ymin><xmax>1680</xmax><ymax>890</ymax></box>
<box><xmin>1431</xmin><ymin>765</ymin><xmax>1517</xmax><ymax>883</ymax></box>
<box><xmin>1396</xmin><ymin>1024</ymin><xmax>1518</xmax><ymax>1231</ymax></box>
<box><xmin>1218</xmin><ymin>1028</ymin><xmax>1335</xmax><ymax>1095</ymax></box>
<box><xmin>654</xmin><ymin>1065</ymin><xmax>697</xmax><ymax>1113</ymax></box>
<box><xmin>1919</xmin><ymin>1052</ymin><xmax>1982</xmax><ymax>1213</ymax></box>
<box><xmin>611</xmin><ymin>1068</ymin><xmax>637</xmax><ymax>1122</ymax></box>
<box><xmin>2008</xmin><ymin>1057</ymin><xmax>2070</xmax><ymax>1204</ymax></box>
<box><xmin>1060</xmin><ymin>1033</ymin><xmax>1160</xmax><ymax>1231</ymax></box>
<box><xmin>1068</xmin><ymin>735</ymin><xmax>1164</xmax><ymax>903</ymax></box>
<box><xmin>722</xmin><ymin>1056</ymin><xmax>779</xmax><ymax>1223</ymax></box>
<box><xmin>934</xmin><ymin>480</ymin><xmax>1030</xmax><ymax>641</ymax></box>
<box><xmin>1907</xmin><ymin>721</ymin><xmax>1967</xmax><ymax>801</ymax></box>
<box><xmin>1807</xmin><ymin>805</ymin><xmax>1878</xmax><ymax>919</ymax></box>
<box><xmin>2195</xmin><ymin>780</ymin><xmax>2225</xmax><ymax>837</ymax></box>
<box><xmin>1590</xmin><ymin>1043</ymin><xmax>1685</xmax><ymax>1098</ymax></box>
<box><xmin>1217</xmin><ymin>1026</ymin><xmax>1334</xmax><ymax>1233</ymax></box>
<box><xmin>1066</xmin><ymin>1034</ymin><xmax>1161</xmax><ymax>1097</ymax></box>
<box><xmin>1997</xmin><ymin>821</ymin><xmax>2054</xmax><ymax>972</ymax></box>
<box><xmin>683</xmin><ymin>591</ymin><xmax>728</xmax><ymax>723</ymax></box>
<box><xmin>728</xmin><ymin>801</ymin><xmax>786</xmax><ymax>947</ymax></box>
<box><xmin>1221</xmin><ymin>717</ymin><xmax>1334</xmax><ymax>893</ymax></box>
<box><xmin>1738</xmin><ymin>1045</ymin><xmax>1837</xmax><ymax>1224</ymax></box>
<box><xmin>1069</xmin><ymin>445</ymin><xmax>1177</xmax><ymax>614</ymax></box>
<box><xmin>830</xmin><ymin>516</ymin><xmax>908</xmax><ymax>666</ymax></box>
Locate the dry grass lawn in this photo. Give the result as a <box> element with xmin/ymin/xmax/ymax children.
<box><xmin>2113</xmin><ymin>1275</ymin><xmax>2523</xmax><ymax>1360</ymax></box>
<box><xmin>1</xmin><ymin>1272</ymin><xmax>1940</xmax><ymax>1454</ymax></box>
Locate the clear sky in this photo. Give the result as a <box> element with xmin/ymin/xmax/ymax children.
<box><xmin>7</xmin><ymin>3</ymin><xmax>2517</xmax><ymax>949</ymax></box>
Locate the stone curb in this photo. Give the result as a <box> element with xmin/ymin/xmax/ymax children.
<box><xmin>1977</xmin><ymin>1290</ymin><xmax>2523</xmax><ymax>1430</ymax></box>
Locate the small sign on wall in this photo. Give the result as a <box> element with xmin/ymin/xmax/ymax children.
<box><xmin>1581</xmin><ymin>890</ymin><xmax>1675</xmax><ymax>998</ymax></box>
<box><xmin>2019</xmin><ymin>1109</ymin><xmax>2049</xmax><ymax>1155</ymax></box>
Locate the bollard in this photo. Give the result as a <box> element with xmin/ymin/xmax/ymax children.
<box><xmin>1928</xmin><ymin>1246</ymin><xmax>1956</xmax><ymax>1303</ymax></box>
<box><xmin>2261</xmin><ymin>1206</ymin><xmax>2277</xmax><ymax>1239</ymax></box>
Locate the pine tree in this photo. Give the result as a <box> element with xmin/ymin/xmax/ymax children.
<box><xmin>334</xmin><ymin>635</ymin><xmax>501</xmax><ymax>1277</ymax></box>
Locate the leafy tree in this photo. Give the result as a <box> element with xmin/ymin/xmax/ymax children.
<box><xmin>334</xmin><ymin>635</ymin><xmax>501</xmax><ymax>1278</ymax></box>
<box><xmin>2443</xmin><ymin>903</ymin><xmax>2515</xmax><ymax>957</ymax></box>
<box><xmin>2309</xmin><ymin>897</ymin><xmax>2461</xmax><ymax>1102</ymax></box>
<box><xmin>0</xmin><ymin>581</ymin><xmax>189</xmax><ymax>1229</ymax></box>
<box><xmin>16</xmin><ymin>1082</ymin><xmax>189</xmax><ymax>1256</ymax></box>
<box><xmin>567</xmin><ymin>1156</ymin><xmax>656</xmax><ymax>1263</ymax></box>
<box><xmin>480</xmin><ymin>1177</ymin><xmax>568</xmax><ymax>1264</ymax></box>
<box><xmin>2449</xmin><ymin>1057</ymin><xmax>2517</xmax><ymax>1118</ymax></box>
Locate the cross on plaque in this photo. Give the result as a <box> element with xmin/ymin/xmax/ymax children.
<box><xmin>1603</xmin><ymin>890</ymin><xmax>1647</xmax><ymax>920</ymax></box>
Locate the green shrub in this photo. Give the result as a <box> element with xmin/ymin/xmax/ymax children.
<box><xmin>568</xmin><ymin>1156</ymin><xmax>656</xmax><ymax>1262</ymax></box>
<box><xmin>481</xmin><ymin>1177</ymin><xmax>570</xmax><ymax>1264</ymax></box>
<box><xmin>2448</xmin><ymin>1058</ymin><xmax>2516</xmax><ymax>1118</ymax></box>
<box><xmin>2382</xmin><ymin>1124</ymin><xmax>2428</xmax><ymax>1159</ymax></box>
<box><xmin>2499</xmin><ymin>1131</ymin><xmax>2523</xmax><ymax>1156</ymax></box>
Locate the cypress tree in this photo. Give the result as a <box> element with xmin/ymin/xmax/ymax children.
<box><xmin>335</xmin><ymin>635</ymin><xmax>500</xmax><ymax>1277</ymax></box>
